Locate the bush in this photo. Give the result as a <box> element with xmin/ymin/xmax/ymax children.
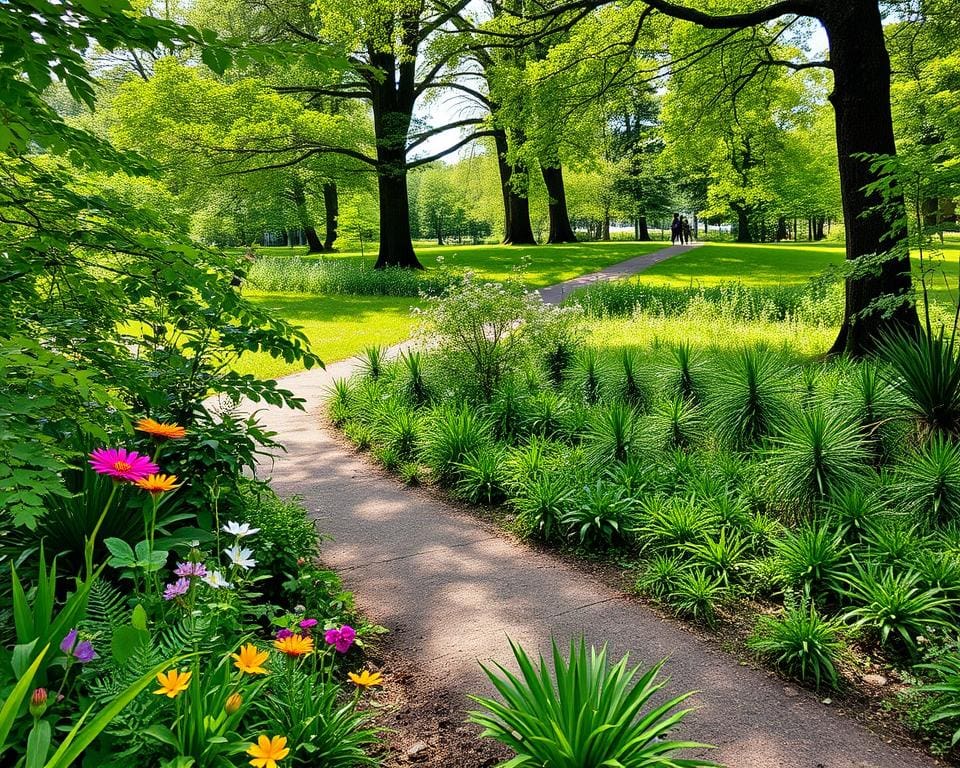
<box><xmin>610</xmin><ymin>348</ymin><xmax>652</xmax><ymax>409</ymax></box>
<box><xmin>844</xmin><ymin>563</ymin><xmax>954</xmax><ymax>654</ymax></box>
<box><xmin>562</xmin><ymin>480</ymin><xmax>634</xmax><ymax>548</ymax></box>
<box><xmin>827</xmin><ymin>486</ymin><xmax>883</xmax><ymax>542</ymax></box>
<box><xmin>684</xmin><ymin>528</ymin><xmax>749</xmax><ymax>586</ymax></box>
<box><xmin>765</xmin><ymin>408</ymin><xmax>871</xmax><ymax>513</ymax></box>
<box><xmin>469</xmin><ymin>638</ymin><xmax>716</xmax><ymax>768</ymax></box>
<box><xmin>398</xmin><ymin>348</ymin><xmax>430</xmax><ymax>405</ymax></box>
<box><xmin>247</xmin><ymin>255</ymin><xmax>453</xmax><ymax>296</ymax></box>
<box><xmin>377</xmin><ymin>402</ymin><xmax>420</xmax><ymax>459</ymax></box>
<box><xmin>709</xmin><ymin>347</ymin><xmax>792</xmax><ymax>449</ymax></box>
<box><xmin>659</xmin><ymin>341</ymin><xmax>706</xmax><ymax>403</ymax></box>
<box><xmin>773</xmin><ymin>523</ymin><xmax>848</xmax><ymax>601</ymax></box>
<box><xmin>636</xmin><ymin>554</ymin><xmax>686</xmax><ymax>600</ymax></box>
<box><xmin>646</xmin><ymin>396</ymin><xmax>704</xmax><ymax>451</ymax></box>
<box><xmin>584</xmin><ymin>402</ymin><xmax>639</xmax><ymax>468</ymax></box>
<box><xmin>359</xmin><ymin>345</ymin><xmax>386</xmax><ymax>380</ymax></box>
<box><xmin>670</xmin><ymin>568</ymin><xmax>725</xmax><ymax>625</ymax></box>
<box><xmin>512</xmin><ymin>473</ymin><xmax>575</xmax><ymax>541</ymax></box>
<box><xmin>917</xmin><ymin>649</ymin><xmax>960</xmax><ymax>747</ymax></box>
<box><xmin>485</xmin><ymin>378</ymin><xmax>529</xmax><ymax>442</ymax></box>
<box><xmin>524</xmin><ymin>390</ymin><xmax>570</xmax><ymax>438</ymax></box>
<box><xmin>418</xmin><ymin>403</ymin><xmax>492</xmax><ymax>484</ymax></box>
<box><xmin>455</xmin><ymin>446</ymin><xmax>507</xmax><ymax>505</ymax></box>
<box><xmin>887</xmin><ymin>435</ymin><xmax>960</xmax><ymax>526</ymax></box>
<box><xmin>569</xmin><ymin>347</ymin><xmax>605</xmax><ymax>405</ymax></box>
<box><xmin>642</xmin><ymin>496</ymin><xmax>717</xmax><ymax>551</ymax></box>
<box><xmin>747</xmin><ymin>600</ymin><xmax>845</xmax><ymax>690</ymax></box>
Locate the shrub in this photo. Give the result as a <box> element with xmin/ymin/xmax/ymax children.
<box><xmin>834</xmin><ymin>362</ymin><xmax>900</xmax><ymax>455</ymax></box>
<box><xmin>455</xmin><ymin>446</ymin><xmax>507</xmax><ymax>506</ymax></box>
<box><xmin>563</xmin><ymin>481</ymin><xmax>634</xmax><ymax>548</ymax></box>
<box><xmin>914</xmin><ymin>550</ymin><xmax>960</xmax><ymax>604</ymax></box>
<box><xmin>765</xmin><ymin>408</ymin><xmax>871</xmax><ymax>513</ymax></box>
<box><xmin>584</xmin><ymin>402</ymin><xmax>638</xmax><ymax>468</ymax></box>
<box><xmin>570</xmin><ymin>347</ymin><xmax>604</xmax><ymax>405</ymax></box>
<box><xmin>469</xmin><ymin>638</ymin><xmax>716</xmax><ymax>768</ymax></box>
<box><xmin>877</xmin><ymin>329</ymin><xmax>960</xmax><ymax>442</ymax></box>
<box><xmin>398</xmin><ymin>349</ymin><xmax>430</xmax><ymax>405</ymax></box>
<box><xmin>512</xmin><ymin>474</ymin><xmax>575</xmax><ymax>541</ymax></box>
<box><xmin>418</xmin><ymin>404</ymin><xmax>492</xmax><ymax>484</ymax></box>
<box><xmin>524</xmin><ymin>390</ymin><xmax>570</xmax><ymax>438</ymax></box>
<box><xmin>485</xmin><ymin>378</ymin><xmax>529</xmax><ymax>442</ymax></box>
<box><xmin>378</xmin><ymin>404</ymin><xmax>421</xmax><ymax>459</ymax></box>
<box><xmin>917</xmin><ymin>650</ymin><xmax>960</xmax><ymax>747</ymax></box>
<box><xmin>670</xmin><ymin>568</ymin><xmax>725</xmax><ymax>626</ymax></box>
<box><xmin>359</xmin><ymin>345</ymin><xmax>386</xmax><ymax>380</ymax></box>
<box><xmin>684</xmin><ymin>528</ymin><xmax>750</xmax><ymax>586</ymax></box>
<box><xmin>709</xmin><ymin>347</ymin><xmax>792</xmax><ymax>449</ymax></box>
<box><xmin>887</xmin><ymin>435</ymin><xmax>960</xmax><ymax>526</ymax></box>
<box><xmin>611</xmin><ymin>348</ymin><xmax>652</xmax><ymax>410</ymax></box>
<box><xmin>826</xmin><ymin>486</ymin><xmax>883</xmax><ymax>542</ymax></box>
<box><xmin>343</xmin><ymin>421</ymin><xmax>372</xmax><ymax>451</ymax></box>
<box><xmin>844</xmin><ymin>563</ymin><xmax>954</xmax><ymax>653</ymax></box>
<box><xmin>646</xmin><ymin>396</ymin><xmax>704</xmax><ymax>451</ymax></box>
<box><xmin>528</xmin><ymin>304</ymin><xmax>585</xmax><ymax>388</ymax></box>
<box><xmin>636</xmin><ymin>554</ymin><xmax>686</xmax><ymax>600</ymax></box>
<box><xmin>399</xmin><ymin>461</ymin><xmax>425</xmax><ymax>486</ymax></box>
<box><xmin>642</xmin><ymin>496</ymin><xmax>717</xmax><ymax>551</ymax></box>
<box><xmin>248</xmin><ymin>255</ymin><xmax>452</xmax><ymax>296</ymax></box>
<box><xmin>773</xmin><ymin>523</ymin><xmax>848</xmax><ymax>601</ymax></box>
<box><xmin>659</xmin><ymin>341</ymin><xmax>705</xmax><ymax>403</ymax></box>
<box><xmin>863</xmin><ymin>518</ymin><xmax>925</xmax><ymax>567</ymax></box>
<box><xmin>327</xmin><ymin>378</ymin><xmax>355</xmax><ymax>426</ymax></box>
<box><xmin>372</xmin><ymin>444</ymin><xmax>400</xmax><ymax>471</ymax></box>
<box><xmin>747</xmin><ymin>601</ymin><xmax>845</xmax><ymax>690</ymax></box>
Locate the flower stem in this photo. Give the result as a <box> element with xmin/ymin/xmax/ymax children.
<box><xmin>85</xmin><ymin>483</ymin><xmax>118</xmax><ymax>580</ymax></box>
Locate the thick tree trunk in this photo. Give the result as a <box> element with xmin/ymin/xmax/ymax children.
<box><xmin>290</xmin><ymin>178</ymin><xmax>324</xmax><ymax>253</ymax></box>
<box><xmin>823</xmin><ymin>0</ymin><xmax>916</xmax><ymax>355</ymax></box>
<box><xmin>374</xmin><ymin>163</ymin><xmax>421</xmax><ymax>269</ymax></box>
<box><xmin>323</xmin><ymin>182</ymin><xmax>339</xmax><ymax>250</ymax></box>
<box><xmin>601</xmin><ymin>207</ymin><xmax>611</xmax><ymax>241</ymax></box>
<box><xmin>733</xmin><ymin>205</ymin><xmax>752</xmax><ymax>243</ymax></box>
<box><xmin>494</xmin><ymin>128</ymin><xmax>537</xmax><ymax>245</ymax></box>
<box><xmin>776</xmin><ymin>216</ymin><xmax>788</xmax><ymax>241</ymax></box>
<box><xmin>541</xmin><ymin>164</ymin><xmax>577</xmax><ymax>243</ymax></box>
<box><xmin>638</xmin><ymin>216</ymin><xmax>651</xmax><ymax>241</ymax></box>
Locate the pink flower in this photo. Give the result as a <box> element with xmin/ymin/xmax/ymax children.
<box><xmin>299</xmin><ymin>618</ymin><xmax>318</xmax><ymax>630</ymax></box>
<box><xmin>174</xmin><ymin>562</ymin><xmax>208</xmax><ymax>579</ymax></box>
<box><xmin>89</xmin><ymin>448</ymin><xmax>159</xmax><ymax>482</ymax></box>
<box><xmin>276</xmin><ymin>629</ymin><xmax>294</xmax><ymax>641</ymax></box>
<box><xmin>163</xmin><ymin>578</ymin><xmax>190</xmax><ymax>601</ymax></box>
<box><xmin>324</xmin><ymin>625</ymin><xmax>356</xmax><ymax>653</ymax></box>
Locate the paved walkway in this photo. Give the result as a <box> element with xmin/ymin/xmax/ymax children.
<box><xmin>252</xmin><ymin>243</ymin><xmax>938</xmax><ymax>768</ymax></box>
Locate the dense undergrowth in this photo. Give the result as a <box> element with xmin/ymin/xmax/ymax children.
<box><xmin>330</xmin><ymin>275</ymin><xmax>960</xmax><ymax>758</ymax></box>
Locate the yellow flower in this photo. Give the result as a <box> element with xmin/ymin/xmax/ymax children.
<box><xmin>225</xmin><ymin>692</ymin><xmax>243</xmax><ymax>715</ymax></box>
<box><xmin>134</xmin><ymin>473</ymin><xmax>181</xmax><ymax>495</ymax></box>
<box><xmin>232</xmin><ymin>644</ymin><xmax>269</xmax><ymax>675</ymax></box>
<box><xmin>348</xmin><ymin>669</ymin><xmax>383</xmax><ymax>689</ymax></box>
<box><xmin>153</xmin><ymin>669</ymin><xmax>192</xmax><ymax>698</ymax></box>
<box><xmin>273</xmin><ymin>633</ymin><xmax>313</xmax><ymax>657</ymax></box>
<box><xmin>135</xmin><ymin>418</ymin><xmax>187</xmax><ymax>440</ymax></box>
<box><xmin>247</xmin><ymin>734</ymin><xmax>289</xmax><ymax>768</ymax></box>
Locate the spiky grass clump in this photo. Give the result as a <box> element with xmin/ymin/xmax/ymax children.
<box><xmin>709</xmin><ymin>347</ymin><xmax>792</xmax><ymax>449</ymax></box>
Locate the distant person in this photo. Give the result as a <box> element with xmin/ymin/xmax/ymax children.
<box><xmin>681</xmin><ymin>217</ymin><xmax>692</xmax><ymax>245</ymax></box>
<box><xmin>670</xmin><ymin>213</ymin><xmax>682</xmax><ymax>245</ymax></box>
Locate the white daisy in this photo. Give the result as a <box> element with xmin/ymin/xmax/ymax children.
<box><xmin>222</xmin><ymin>521</ymin><xmax>260</xmax><ymax>538</ymax></box>
<box><xmin>202</xmin><ymin>570</ymin><xmax>233</xmax><ymax>590</ymax></box>
<box><xmin>223</xmin><ymin>544</ymin><xmax>256</xmax><ymax>570</ymax></box>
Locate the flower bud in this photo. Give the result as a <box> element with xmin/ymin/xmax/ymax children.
<box><xmin>225</xmin><ymin>692</ymin><xmax>242</xmax><ymax>715</ymax></box>
<box><xmin>29</xmin><ymin>688</ymin><xmax>48</xmax><ymax>718</ymax></box>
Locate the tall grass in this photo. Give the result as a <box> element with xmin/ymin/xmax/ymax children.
<box><xmin>247</xmin><ymin>256</ymin><xmax>456</xmax><ymax>296</ymax></box>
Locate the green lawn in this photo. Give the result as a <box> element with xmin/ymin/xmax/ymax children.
<box><xmin>235</xmin><ymin>292</ymin><xmax>417</xmax><ymax>380</ymax></box>
<box><xmin>237</xmin><ymin>240</ymin><xmax>667</xmax><ymax>289</ymax></box>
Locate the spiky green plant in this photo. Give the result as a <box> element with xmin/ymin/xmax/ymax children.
<box><xmin>418</xmin><ymin>403</ymin><xmax>493</xmax><ymax>485</ymax></box>
<box><xmin>826</xmin><ymin>486</ymin><xmax>883</xmax><ymax>542</ymax></box>
<box><xmin>659</xmin><ymin>341</ymin><xmax>705</xmax><ymax>402</ymax></box>
<box><xmin>773</xmin><ymin>523</ymin><xmax>849</xmax><ymax>600</ymax></box>
<box><xmin>917</xmin><ymin>650</ymin><xmax>960</xmax><ymax>747</ymax></box>
<box><xmin>469</xmin><ymin>638</ymin><xmax>717</xmax><ymax>768</ymax></box>
<box><xmin>486</xmin><ymin>378</ymin><xmax>529</xmax><ymax>442</ymax></box>
<box><xmin>585</xmin><ymin>402</ymin><xmax>638</xmax><ymax>467</ymax></box>
<box><xmin>359</xmin><ymin>344</ymin><xmax>386</xmax><ymax>380</ymax></box>
<box><xmin>765</xmin><ymin>408</ymin><xmax>871</xmax><ymax>513</ymax></box>
<box><xmin>670</xmin><ymin>568</ymin><xmax>725</xmax><ymax>626</ymax></box>
<box><xmin>455</xmin><ymin>446</ymin><xmax>507</xmax><ymax>506</ymax></box>
<box><xmin>642</xmin><ymin>496</ymin><xmax>717</xmax><ymax>551</ymax></box>
<box><xmin>399</xmin><ymin>348</ymin><xmax>429</xmax><ymax>404</ymax></box>
<box><xmin>572</xmin><ymin>347</ymin><xmax>604</xmax><ymax>405</ymax></box>
<box><xmin>612</xmin><ymin>347</ymin><xmax>652</xmax><ymax>410</ymax></box>
<box><xmin>647</xmin><ymin>396</ymin><xmax>704</xmax><ymax>451</ymax></box>
<box><xmin>684</xmin><ymin>528</ymin><xmax>750</xmax><ymax>586</ymax></box>
<box><xmin>747</xmin><ymin>601</ymin><xmax>845</xmax><ymax>690</ymax></box>
<box><xmin>525</xmin><ymin>390</ymin><xmax>570</xmax><ymax>438</ymax></box>
<box><xmin>887</xmin><ymin>435</ymin><xmax>960</xmax><ymax>526</ymax></box>
<box><xmin>562</xmin><ymin>481</ymin><xmax>633</xmax><ymax>548</ymax></box>
<box><xmin>709</xmin><ymin>347</ymin><xmax>792</xmax><ymax>449</ymax></box>
<box><xmin>511</xmin><ymin>473</ymin><xmax>575</xmax><ymax>542</ymax></box>
<box><xmin>636</xmin><ymin>554</ymin><xmax>686</xmax><ymax>600</ymax></box>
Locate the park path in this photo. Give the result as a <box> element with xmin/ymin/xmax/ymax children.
<box><xmin>250</xmin><ymin>242</ymin><xmax>939</xmax><ymax>768</ymax></box>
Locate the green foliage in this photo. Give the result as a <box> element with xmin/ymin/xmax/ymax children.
<box><xmin>636</xmin><ymin>554</ymin><xmax>685</xmax><ymax>600</ymax></box>
<box><xmin>642</xmin><ymin>496</ymin><xmax>716</xmax><ymax>551</ymax></box>
<box><xmin>248</xmin><ymin>256</ymin><xmax>453</xmax><ymax>296</ymax></box>
<box><xmin>888</xmin><ymin>435</ymin><xmax>960</xmax><ymax>526</ymax></box>
<box><xmin>684</xmin><ymin>529</ymin><xmax>749</xmax><ymax>586</ymax></box>
<box><xmin>647</xmin><ymin>396</ymin><xmax>704</xmax><ymax>451</ymax></box>
<box><xmin>469</xmin><ymin>638</ymin><xmax>717</xmax><ymax>768</ymax></box>
<box><xmin>773</xmin><ymin>523</ymin><xmax>848</xmax><ymax>600</ymax></box>
<box><xmin>584</xmin><ymin>402</ymin><xmax>638</xmax><ymax>468</ymax></box>
<box><xmin>917</xmin><ymin>649</ymin><xmax>960</xmax><ymax>747</ymax></box>
<box><xmin>748</xmin><ymin>600</ymin><xmax>845</xmax><ymax>690</ymax></box>
<box><xmin>563</xmin><ymin>481</ymin><xmax>634</xmax><ymax>549</ymax></box>
<box><xmin>709</xmin><ymin>347</ymin><xmax>792</xmax><ymax>449</ymax></box>
<box><xmin>844</xmin><ymin>563</ymin><xmax>954</xmax><ymax>653</ymax></box>
<box><xmin>419</xmin><ymin>404</ymin><xmax>493</xmax><ymax>484</ymax></box>
<box><xmin>660</xmin><ymin>342</ymin><xmax>706</xmax><ymax>403</ymax></box>
<box><xmin>455</xmin><ymin>446</ymin><xmax>507</xmax><ymax>506</ymax></box>
<box><xmin>765</xmin><ymin>408</ymin><xmax>871</xmax><ymax>513</ymax></box>
<box><xmin>670</xmin><ymin>568</ymin><xmax>725</xmax><ymax>626</ymax></box>
<box><xmin>511</xmin><ymin>474</ymin><xmax>574</xmax><ymax>542</ymax></box>
<box><xmin>360</xmin><ymin>345</ymin><xmax>386</xmax><ymax>380</ymax></box>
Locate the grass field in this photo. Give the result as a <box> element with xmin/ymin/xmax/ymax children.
<box><xmin>235</xmin><ymin>292</ymin><xmax>417</xmax><ymax>379</ymax></box>
<box><xmin>238</xmin><ymin>241</ymin><xmax>666</xmax><ymax>289</ymax></box>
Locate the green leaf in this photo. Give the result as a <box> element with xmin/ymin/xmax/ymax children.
<box><xmin>131</xmin><ymin>604</ymin><xmax>148</xmax><ymax>632</ymax></box>
<box><xmin>0</xmin><ymin>645</ymin><xmax>48</xmax><ymax>754</ymax></box>
<box><xmin>25</xmin><ymin>719</ymin><xmax>51</xmax><ymax>768</ymax></box>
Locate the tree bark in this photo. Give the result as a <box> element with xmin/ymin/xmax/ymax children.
<box><xmin>494</xmin><ymin>127</ymin><xmax>537</xmax><ymax>245</ymax></box>
<box><xmin>541</xmin><ymin>164</ymin><xmax>577</xmax><ymax>243</ymax></box>
<box><xmin>323</xmin><ymin>181</ymin><xmax>339</xmax><ymax>250</ymax></box>
<box><xmin>638</xmin><ymin>216</ymin><xmax>652</xmax><ymax>241</ymax></box>
<box><xmin>822</xmin><ymin>0</ymin><xmax>916</xmax><ymax>355</ymax></box>
<box><xmin>289</xmin><ymin>178</ymin><xmax>324</xmax><ymax>253</ymax></box>
<box><xmin>601</xmin><ymin>206</ymin><xmax>611</xmax><ymax>241</ymax></box>
<box><xmin>732</xmin><ymin>204</ymin><xmax>752</xmax><ymax>243</ymax></box>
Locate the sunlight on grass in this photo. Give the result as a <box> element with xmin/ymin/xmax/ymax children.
<box><xmin>236</xmin><ymin>291</ymin><xmax>418</xmax><ymax>379</ymax></box>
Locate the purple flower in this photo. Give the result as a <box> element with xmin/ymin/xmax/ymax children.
<box><xmin>276</xmin><ymin>628</ymin><xmax>294</xmax><ymax>641</ymax></box>
<box><xmin>298</xmin><ymin>618</ymin><xmax>318</xmax><ymax>630</ymax></box>
<box><xmin>163</xmin><ymin>577</ymin><xmax>190</xmax><ymax>601</ymax></box>
<box><xmin>324</xmin><ymin>625</ymin><xmax>356</xmax><ymax>653</ymax></box>
<box><xmin>174</xmin><ymin>562</ymin><xmax>208</xmax><ymax>579</ymax></box>
<box><xmin>60</xmin><ymin>629</ymin><xmax>97</xmax><ymax>663</ymax></box>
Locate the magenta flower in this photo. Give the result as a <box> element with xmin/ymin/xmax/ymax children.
<box><xmin>89</xmin><ymin>448</ymin><xmax>159</xmax><ymax>482</ymax></box>
<box><xmin>276</xmin><ymin>628</ymin><xmax>294</xmax><ymax>641</ymax></box>
<box><xmin>324</xmin><ymin>625</ymin><xmax>356</xmax><ymax>653</ymax></box>
<box><xmin>174</xmin><ymin>562</ymin><xmax>208</xmax><ymax>579</ymax></box>
<box><xmin>163</xmin><ymin>577</ymin><xmax>190</xmax><ymax>601</ymax></box>
<box><xmin>299</xmin><ymin>618</ymin><xmax>318</xmax><ymax>630</ymax></box>
<box><xmin>60</xmin><ymin>629</ymin><xmax>97</xmax><ymax>663</ymax></box>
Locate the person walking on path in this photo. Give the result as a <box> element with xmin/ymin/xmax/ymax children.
<box><xmin>682</xmin><ymin>216</ymin><xmax>692</xmax><ymax>245</ymax></box>
<box><xmin>670</xmin><ymin>213</ymin><xmax>682</xmax><ymax>245</ymax></box>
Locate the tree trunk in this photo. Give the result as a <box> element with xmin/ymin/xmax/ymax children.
<box><xmin>494</xmin><ymin>128</ymin><xmax>537</xmax><ymax>245</ymax></box>
<box><xmin>733</xmin><ymin>205</ymin><xmax>752</xmax><ymax>243</ymax></box>
<box><xmin>638</xmin><ymin>216</ymin><xmax>651</xmax><ymax>241</ymax></box>
<box><xmin>822</xmin><ymin>0</ymin><xmax>916</xmax><ymax>355</ymax></box>
<box><xmin>323</xmin><ymin>182</ymin><xmax>339</xmax><ymax>250</ymax></box>
<box><xmin>601</xmin><ymin>207</ymin><xmax>611</xmax><ymax>241</ymax></box>
<box><xmin>776</xmin><ymin>216</ymin><xmax>788</xmax><ymax>241</ymax></box>
<box><xmin>541</xmin><ymin>164</ymin><xmax>577</xmax><ymax>243</ymax></box>
<box><xmin>290</xmin><ymin>178</ymin><xmax>323</xmax><ymax>253</ymax></box>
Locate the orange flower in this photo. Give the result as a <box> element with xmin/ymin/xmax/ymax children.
<box><xmin>272</xmin><ymin>633</ymin><xmax>313</xmax><ymax>657</ymax></box>
<box><xmin>247</xmin><ymin>735</ymin><xmax>289</xmax><ymax>768</ymax></box>
<box><xmin>135</xmin><ymin>473</ymin><xmax>181</xmax><ymax>495</ymax></box>
<box><xmin>136</xmin><ymin>418</ymin><xmax>187</xmax><ymax>440</ymax></box>
<box><xmin>348</xmin><ymin>669</ymin><xmax>383</xmax><ymax>689</ymax></box>
<box><xmin>153</xmin><ymin>669</ymin><xmax>192</xmax><ymax>698</ymax></box>
<box><xmin>225</xmin><ymin>692</ymin><xmax>243</xmax><ymax>714</ymax></box>
<box><xmin>232</xmin><ymin>643</ymin><xmax>269</xmax><ymax>675</ymax></box>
